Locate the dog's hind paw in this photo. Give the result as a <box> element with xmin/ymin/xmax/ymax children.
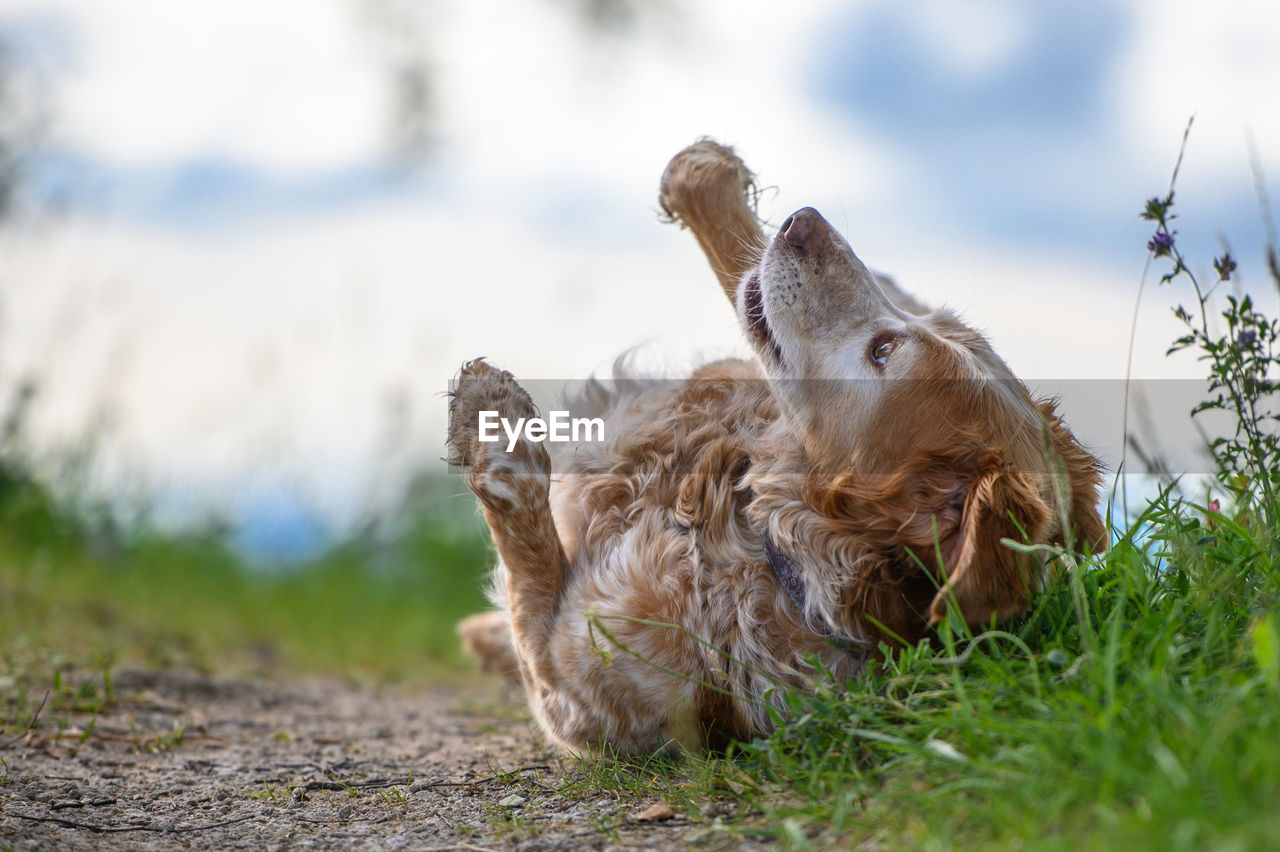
<box><xmin>447</xmin><ymin>358</ymin><xmax>549</xmax><ymax>508</ymax></box>
<box><xmin>448</xmin><ymin>359</ymin><xmax>504</xmax><ymax>469</ymax></box>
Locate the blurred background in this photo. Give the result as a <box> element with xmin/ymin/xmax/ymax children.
<box><xmin>0</xmin><ymin>0</ymin><xmax>1278</xmax><ymax>677</ymax></box>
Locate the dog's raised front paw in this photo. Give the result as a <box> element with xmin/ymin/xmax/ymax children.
<box><xmin>658</xmin><ymin>138</ymin><xmax>765</xmax><ymax>303</ymax></box>
<box><xmin>658</xmin><ymin>138</ymin><xmax>756</xmax><ymax>229</ymax></box>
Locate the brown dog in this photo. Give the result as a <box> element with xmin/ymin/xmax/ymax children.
<box><xmin>449</xmin><ymin>140</ymin><xmax>1105</xmax><ymax>754</ymax></box>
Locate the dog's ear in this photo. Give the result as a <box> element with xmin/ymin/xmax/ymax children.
<box><xmin>822</xmin><ymin>452</ymin><xmax>1054</xmax><ymax>631</ymax></box>
<box><xmin>927</xmin><ymin>461</ymin><xmax>1051</xmax><ymax>628</ymax></box>
<box><xmin>1040</xmin><ymin>401</ymin><xmax>1108</xmax><ymax>556</ymax></box>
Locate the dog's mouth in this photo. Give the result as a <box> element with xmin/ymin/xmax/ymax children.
<box><xmin>742</xmin><ymin>270</ymin><xmax>783</xmax><ymax>367</ymax></box>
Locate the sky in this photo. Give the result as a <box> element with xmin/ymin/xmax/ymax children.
<box><xmin>0</xmin><ymin>0</ymin><xmax>1277</xmax><ymax>553</ymax></box>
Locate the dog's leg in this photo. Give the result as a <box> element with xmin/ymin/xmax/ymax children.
<box><xmin>660</xmin><ymin>138</ymin><xmax>931</xmax><ymax>316</ymax></box>
<box><xmin>448</xmin><ymin>359</ymin><xmax>567</xmax><ymax>689</ymax></box>
<box><xmin>659</xmin><ymin>138</ymin><xmax>765</xmax><ymax>304</ymax></box>
<box><xmin>456</xmin><ymin>610</ymin><xmax>520</xmax><ymax>682</ymax></box>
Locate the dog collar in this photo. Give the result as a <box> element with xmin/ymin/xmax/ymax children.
<box><xmin>763</xmin><ymin>532</ymin><xmax>867</xmax><ymax>659</ymax></box>
<box><xmin>763</xmin><ymin>533</ymin><xmax>810</xmax><ymax>613</ymax></box>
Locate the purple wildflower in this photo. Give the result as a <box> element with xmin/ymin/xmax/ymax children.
<box><xmin>1214</xmin><ymin>253</ymin><xmax>1238</xmax><ymax>280</ymax></box>
<box><xmin>1148</xmin><ymin>231</ymin><xmax>1174</xmax><ymax>257</ymax></box>
<box><xmin>1237</xmin><ymin>329</ymin><xmax>1258</xmax><ymax>349</ymax></box>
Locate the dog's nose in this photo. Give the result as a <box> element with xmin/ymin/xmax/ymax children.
<box><xmin>781</xmin><ymin>207</ymin><xmax>821</xmax><ymax>252</ymax></box>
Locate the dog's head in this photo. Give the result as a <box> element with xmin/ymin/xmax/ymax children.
<box><xmin>740</xmin><ymin>207</ymin><xmax>1105</xmax><ymax>630</ymax></box>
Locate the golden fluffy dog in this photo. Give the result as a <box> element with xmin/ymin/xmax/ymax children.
<box><xmin>448</xmin><ymin>140</ymin><xmax>1105</xmax><ymax>754</ymax></box>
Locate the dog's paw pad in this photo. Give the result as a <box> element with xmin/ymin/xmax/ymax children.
<box><xmin>447</xmin><ymin>359</ymin><xmax>534</xmax><ymax>467</ymax></box>
<box><xmin>447</xmin><ymin>359</ymin><xmax>550</xmax><ymax>506</ymax></box>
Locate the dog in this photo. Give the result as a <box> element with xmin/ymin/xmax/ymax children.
<box><xmin>448</xmin><ymin>139</ymin><xmax>1105</xmax><ymax>754</ymax></box>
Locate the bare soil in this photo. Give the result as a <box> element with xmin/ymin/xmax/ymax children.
<box><xmin>1</xmin><ymin>669</ymin><xmax>768</xmax><ymax>850</ymax></box>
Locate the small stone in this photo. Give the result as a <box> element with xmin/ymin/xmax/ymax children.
<box><xmin>686</xmin><ymin>828</ymin><xmax>718</xmax><ymax>846</ymax></box>
<box><xmin>635</xmin><ymin>800</ymin><xmax>677</xmax><ymax>822</ymax></box>
<box><xmin>337</xmin><ymin>804</ymin><xmax>354</xmax><ymax>821</ymax></box>
<box><xmin>498</xmin><ymin>793</ymin><xmax>526</xmax><ymax>808</ymax></box>
<box><xmin>698</xmin><ymin>800</ymin><xmax>730</xmax><ymax>819</ymax></box>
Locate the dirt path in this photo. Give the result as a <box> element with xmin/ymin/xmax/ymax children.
<box><xmin>1</xmin><ymin>669</ymin><xmax>763</xmax><ymax>850</ymax></box>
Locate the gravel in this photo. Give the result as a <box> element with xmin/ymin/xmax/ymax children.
<box><xmin>0</xmin><ymin>668</ymin><xmax>770</xmax><ymax>850</ymax></box>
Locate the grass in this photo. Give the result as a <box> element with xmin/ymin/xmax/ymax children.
<box><xmin>737</xmin><ymin>491</ymin><xmax>1280</xmax><ymax>848</ymax></box>
<box><xmin>0</xmin><ymin>468</ymin><xmax>494</xmax><ymax>715</ymax></box>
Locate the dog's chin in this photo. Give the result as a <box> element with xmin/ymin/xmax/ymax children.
<box><xmin>740</xmin><ymin>269</ymin><xmax>784</xmax><ymax>369</ymax></box>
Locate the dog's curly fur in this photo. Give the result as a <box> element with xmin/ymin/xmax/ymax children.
<box><xmin>449</xmin><ymin>139</ymin><xmax>1105</xmax><ymax>754</ymax></box>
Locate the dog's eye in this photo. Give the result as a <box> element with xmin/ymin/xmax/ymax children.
<box><xmin>869</xmin><ymin>332</ymin><xmax>896</xmax><ymax>367</ymax></box>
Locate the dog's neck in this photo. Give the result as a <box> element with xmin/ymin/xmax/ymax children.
<box><xmin>762</xmin><ymin>531</ymin><xmax>868</xmax><ymax>660</ymax></box>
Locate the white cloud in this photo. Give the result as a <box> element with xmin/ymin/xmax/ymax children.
<box><xmin>909</xmin><ymin>0</ymin><xmax>1032</xmax><ymax>78</ymax></box>
<box><xmin>19</xmin><ymin>0</ymin><xmax>388</xmax><ymax>172</ymax></box>
<box><xmin>1114</xmin><ymin>0</ymin><xmax>1280</xmax><ymax>182</ymax></box>
<box><xmin>429</xmin><ymin>0</ymin><xmax>900</xmax><ymax>218</ymax></box>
